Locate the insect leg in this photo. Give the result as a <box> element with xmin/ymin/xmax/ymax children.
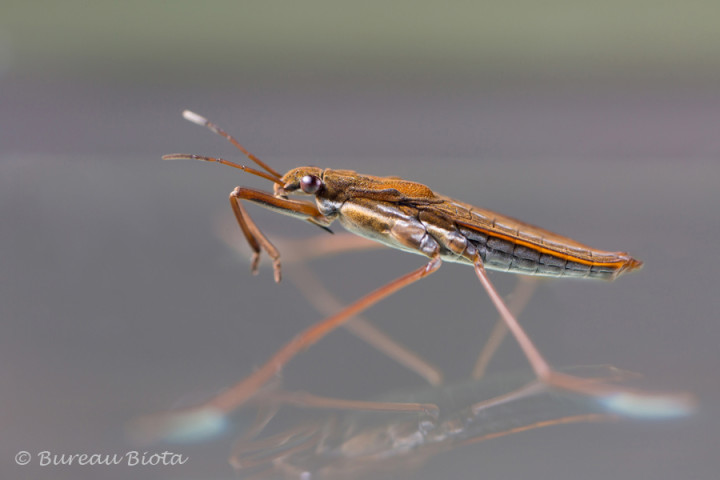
<box><xmin>473</xmin><ymin>257</ymin><xmax>551</xmax><ymax>379</ymax></box>
<box><xmin>229</xmin><ymin>187</ymin><xmax>330</xmax><ymax>282</ymax></box>
<box><xmin>255</xmin><ymin>389</ymin><xmax>439</xmax><ymax>417</ymax></box>
<box><xmin>215</xmin><ymin>222</ymin><xmax>443</xmax><ymax>385</ymax></box>
<box><xmin>215</xmin><ymin>224</ymin><xmax>444</xmax><ymax>386</ymax></box>
<box><xmin>287</xmin><ymin>261</ymin><xmax>443</xmax><ymax>386</ymax></box>
<box><xmin>206</xmin><ymin>255</ymin><xmax>442</xmax><ymax>414</ymax></box>
<box><xmin>230</xmin><ymin>423</ymin><xmax>322</xmax><ymax>473</ymax></box>
<box><xmin>131</xmin><ymin>256</ymin><xmax>444</xmax><ymax>444</ymax></box>
<box><xmin>273</xmin><ymin>232</ymin><xmax>385</xmax><ymax>264</ymax></box>
<box><xmin>472</xmin><ymin>276</ymin><xmax>539</xmax><ymax>380</ymax></box>
<box><xmin>244</xmin><ymin>407</ymin><xmax>280</xmax><ymax>442</ymax></box>
<box><xmin>456</xmin><ymin>413</ymin><xmax>613</xmax><ymax>448</ymax></box>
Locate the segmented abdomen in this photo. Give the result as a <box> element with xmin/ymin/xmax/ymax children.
<box><xmin>457</xmin><ymin>226</ymin><xmax>623</xmax><ymax>279</ymax></box>
<box><xmin>431</xmin><ymin>196</ymin><xmax>641</xmax><ymax>280</ymax></box>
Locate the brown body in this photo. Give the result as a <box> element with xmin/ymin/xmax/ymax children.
<box><xmin>278</xmin><ymin>167</ymin><xmax>642</xmax><ymax>281</ymax></box>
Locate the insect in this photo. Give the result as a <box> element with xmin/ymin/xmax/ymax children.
<box><xmin>141</xmin><ymin>111</ymin><xmax>691</xmax><ymax>444</ymax></box>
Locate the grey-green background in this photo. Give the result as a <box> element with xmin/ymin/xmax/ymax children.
<box><xmin>2</xmin><ymin>2</ymin><xmax>719</xmax><ymax>479</ymax></box>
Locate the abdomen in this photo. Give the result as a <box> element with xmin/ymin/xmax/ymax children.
<box><xmin>456</xmin><ymin>224</ymin><xmax>642</xmax><ymax>280</ymax></box>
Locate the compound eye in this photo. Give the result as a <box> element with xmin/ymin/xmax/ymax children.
<box><xmin>300</xmin><ymin>175</ymin><xmax>322</xmax><ymax>194</ymax></box>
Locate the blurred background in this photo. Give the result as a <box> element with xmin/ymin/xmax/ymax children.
<box><xmin>2</xmin><ymin>1</ymin><xmax>719</xmax><ymax>479</ymax></box>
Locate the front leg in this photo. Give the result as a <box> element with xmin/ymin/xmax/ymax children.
<box><xmin>229</xmin><ymin>187</ymin><xmax>331</xmax><ymax>282</ymax></box>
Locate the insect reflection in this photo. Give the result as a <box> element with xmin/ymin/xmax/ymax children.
<box><xmin>230</xmin><ymin>366</ymin><xmax>623</xmax><ymax>480</ymax></box>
